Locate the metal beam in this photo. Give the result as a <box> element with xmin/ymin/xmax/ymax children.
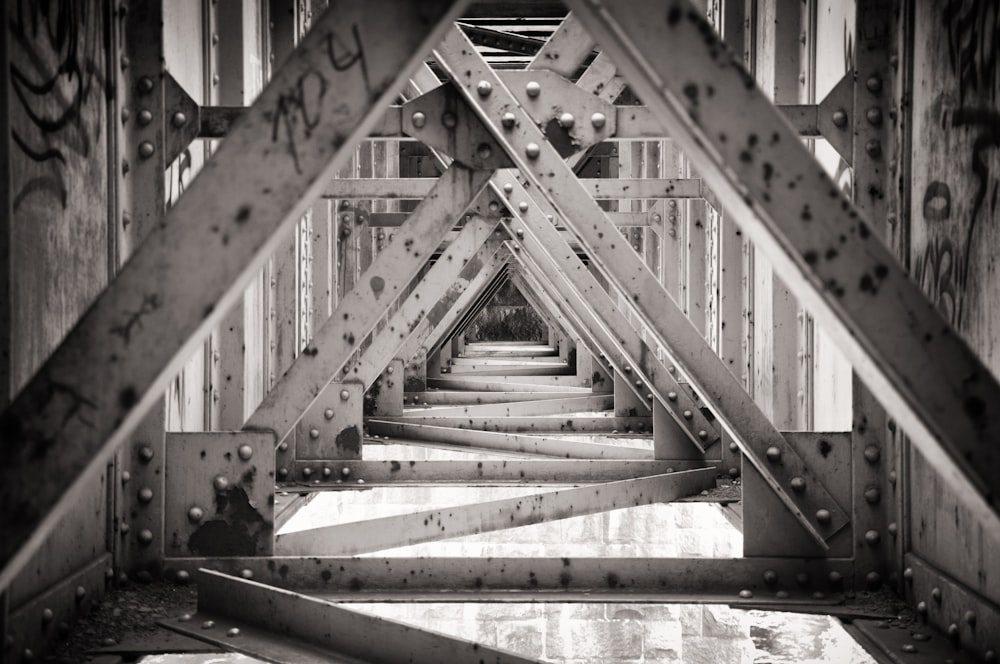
<box><xmin>366</xmin><ymin>419</ymin><xmax>653</xmax><ymax>459</ymax></box>
<box><xmin>416</xmin><ymin>394</ymin><xmax>613</xmax><ymax>416</ymax></box>
<box><xmin>166</xmin><ymin>570</ymin><xmax>541</xmax><ymax>664</ymax></box>
<box><xmin>243</xmin><ymin>165</ymin><xmax>494</xmax><ymax>444</ymax></box>
<box><xmin>433</xmin><ymin>26</ymin><xmax>847</xmax><ymax>548</ymax></box>
<box><xmin>567</xmin><ymin>0</ymin><xmax>1000</xmax><ymax>531</ymax></box>
<box><xmin>287</xmin><ymin>459</ymin><xmax>697</xmax><ymax>484</ymax></box>
<box><xmin>500</xmin><ymin>200</ymin><xmax>717</xmax><ymax>449</ymax></box>
<box><xmin>397</xmin><ymin>249</ymin><xmax>510</xmax><ymax>367</ymax></box>
<box><xmin>332</xmin><ymin>215</ymin><xmax>501</xmax><ymax>388</ymax></box>
<box><xmin>275</xmin><ymin>469</ymin><xmax>716</xmax><ymax>555</ymax></box>
<box><xmin>163</xmin><ymin>556</ymin><xmax>854</xmax><ymax>596</ymax></box>
<box><xmin>324</xmin><ymin>177</ymin><xmax>708</xmax><ymax>199</ymax></box>
<box><xmin>0</xmin><ymin>0</ymin><xmax>468</xmax><ymax>590</ymax></box>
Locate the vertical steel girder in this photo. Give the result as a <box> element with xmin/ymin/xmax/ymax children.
<box><xmin>565</xmin><ymin>0</ymin><xmax>1000</xmax><ymax>532</ymax></box>
<box><xmin>243</xmin><ymin>166</ymin><xmax>493</xmax><ymax>443</ymax></box>
<box><xmin>0</xmin><ymin>0</ymin><xmax>469</xmax><ymax>590</ymax></box>
<box><xmin>433</xmin><ymin>27</ymin><xmax>846</xmax><ymax>548</ymax></box>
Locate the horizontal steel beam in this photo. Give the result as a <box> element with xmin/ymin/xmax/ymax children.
<box><xmin>324</xmin><ymin>177</ymin><xmax>707</xmax><ymax>199</ymax></box>
<box><xmin>569</xmin><ymin>0</ymin><xmax>1000</xmax><ymax>533</ymax></box>
<box><xmin>410</xmin><ymin>390</ymin><xmax>592</xmax><ymax>405</ymax></box>
<box><xmin>287</xmin><ymin>459</ymin><xmax>708</xmax><ymax>484</ymax></box>
<box><xmin>367</xmin><ymin>419</ymin><xmax>653</xmax><ymax>459</ymax></box>
<box><xmin>0</xmin><ymin>0</ymin><xmax>467</xmax><ymax>590</ymax></box>
<box><xmin>418</xmin><ymin>394</ymin><xmax>613</xmax><ymax>416</ymax></box>
<box><xmin>275</xmin><ymin>469</ymin><xmax>716</xmax><ymax>555</ymax></box>
<box><xmin>377</xmin><ymin>415</ymin><xmax>651</xmax><ymax>433</ymax></box>
<box><xmin>162</xmin><ymin>557</ymin><xmax>855</xmax><ymax>595</ymax></box>
<box><xmin>365</xmin><ymin>210</ymin><xmax>659</xmax><ymax>227</ymax></box>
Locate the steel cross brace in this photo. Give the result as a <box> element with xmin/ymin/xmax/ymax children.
<box><xmin>0</xmin><ymin>0</ymin><xmax>468</xmax><ymax>590</ymax></box>
<box><xmin>567</xmin><ymin>0</ymin><xmax>1000</xmax><ymax>533</ymax></box>
<box><xmin>276</xmin><ymin>469</ymin><xmax>716</xmax><ymax>555</ymax></box>
<box><xmin>497</xmin><ymin>176</ymin><xmax>718</xmax><ymax>451</ymax></box>
<box><xmin>434</xmin><ymin>26</ymin><xmax>847</xmax><ymax>549</ymax></box>
<box><xmin>243</xmin><ymin>166</ymin><xmax>495</xmax><ymax>444</ymax></box>
<box><xmin>396</xmin><ymin>248</ymin><xmax>511</xmax><ymax>372</ymax></box>
<box><xmin>339</xmin><ymin>232</ymin><xmax>506</xmax><ymax>388</ymax></box>
<box><xmin>410</xmin><ymin>46</ymin><xmax>719</xmax><ymax>449</ymax></box>
<box><xmin>505</xmin><ymin>255</ymin><xmax>653</xmax><ymax>415</ymax></box>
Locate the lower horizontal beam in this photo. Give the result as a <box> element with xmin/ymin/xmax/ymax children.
<box><xmin>161</xmin><ymin>556</ymin><xmax>856</xmax><ymax>596</ymax></box>
<box><xmin>288</xmin><ymin>459</ymin><xmax>712</xmax><ymax>484</ymax></box>
<box><xmin>409</xmin><ymin>391</ymin><xmax>592</xmax><ymax>405</ymax></box>
<box><xmin>428</xmin><ymin>376</ymin><xmax>592</xmax><ymax>390</ymax></box>
<box><xmin>418</xmin><ymin>394</ymin><xmax>613</xmax><ymax>416</ymax></box>
<box><xmin>275</xmin><ymin>469</ymin><xmax>716</xmax><ymax>555</ymax></box>
<box><xmin>379</xmin><ymin>415</ymin><xmax>652</xmax><ymax>433</ymax></box>
<box><xmin>324</xmin><ymin>177</ymin><xmax>706</xmax><ymax>200</ymax></box>
<box><xmin>367</xmin><ymin>420</ymin><xmax>653</xmax><ymax>459</ymax></box>
<box><xmin>166</xmin><ymin>570</ymin><xmax>539</xmax><ymax>664</ymax></box>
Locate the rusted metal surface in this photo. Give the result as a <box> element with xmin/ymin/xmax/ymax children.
<box><xmin>434</xmin><ymin>25</ymin><xmax>847</xmax><ymax>548</ymax></box>
<box><xmin>162</xmin><ymin>557</ymin><xmax>854</xmax><ymax>597</ymax></box>
<box><xmin>0</xmin><ymin>0</ymin><xmax>469</xmax><ymax>591</ymax></box>
<box><xmin>567</xmin><ymin>0</ymin><xmax>1000</xmax><ymax>538</ymax></box>
<box><xmin>164</xmin><ymin>432</ymin><xmax>275</xmax><ymax>557</ymax></box>
<box><xmin>903</xmin><ymin>553</ymin><xmax>1000</xmax><ymax>661</ymax></box>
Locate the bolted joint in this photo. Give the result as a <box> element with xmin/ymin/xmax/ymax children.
<box><xmin>865</xmin><ymin>139</ymin><xmax>882</xmax><ymax>158</ymax></box>
<box><xmin>501</xmin><ymin>112</ymin><xmax>516</xmax><ymax>129</ymax></box>
<box><xmin>476</xmin><ymin>80</ymin><xmax>492</xmax><ymax>97</ymax></box>
<box><xmin>171</xmin><ymin>111</ymin><xmax>188</xmax><ymax>128</ymax></box>
<box><xmin>411</xmin><ymin>111</ymin><xmax>426</xmax><ymax>129</ymax></box>
<box><xmin>831</xmin><ymin>109</ymin><xmax>848</xmax><ymax>128</ymax></box>
<box><xmin>865</xmin><ymin>107</ymin><xmax>883</xmax><ymax>126</ymax></box>
<box><xmin>865</xmin><ymin>75</ymin><xmax>883</xmax><ymax>94</ymax></box>
<box><xmin>138</xmin><ymin>141</ymin><xmax>155</xmax><ymax>159</ymax></box>
<box><xmin>525</xmin><ymin>80</ymin><xmax>541</xmax><ymax>98</ymax></box>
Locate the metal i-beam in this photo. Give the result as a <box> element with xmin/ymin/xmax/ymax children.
<box><xmin>275</xmin><ymin>469</ymin><xmax>716</xmax><ymax>555</ymax></box>
<box><xmin>0</xmin><ymin>0</ymin><xmax>468</xmax><ymax>589</ymax></box>
<box><xmin>243</xmin><ymin>165</ymin><xmax>494</xmax><ymax>444</ymax></box>
<box><xmin>434</xmin><ymin>26</ymin><xmax>846</xmax><ymax>549</ymax></box>
<box><xmin>568</xmin><ymin>1</ymin><xmax>1000</xmax><ymax>531</ymax></box>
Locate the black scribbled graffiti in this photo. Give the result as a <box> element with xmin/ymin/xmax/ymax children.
<box><xmin>269</xmin><ymin>23</ymin><xmax>368</xmax><ymax>174</ymax></box>
<box><xmin>943</xmin><ymin>0</ymin><xmax>1000</xmax><ymax>107</ymax></box>
<box><xmin>109</xmin><ymin>294</ymin><xmax>161</xmax><ymax>344</ymax></box>
<box><xmin>8</xmin><ymin>0</ymin><xmax>109</xmax><ymax>210</ymax></box>
<box><xmin>913</xmin><ymin>235</ymin><xmax>963</xmax><ymax>325</ymax></box>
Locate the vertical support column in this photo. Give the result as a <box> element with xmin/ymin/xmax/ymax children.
<box><xmin>120</xmin><ymin>0</ymin><xmax>167</xmax><ymax>581</ymax></box>
<box><xmin>614</xmin><ymin>370</ymin><xmax>651</xmax><ymax>417</ymax></box>
<box><xmin>659</xmin><ymin>143</ymin><xmax>684</xmax><ymax>301</ymax></box>
<box><xmin>851</xmin><ymin>0</ymin><xmax>895</xmax><ymax>592</ymax></box>
<box><xmin>373</xmin><ymin>359</ymin><xmax>405</xmax><ymax>417</ymax></box>
<box><xmin>751</xmin><ymin>0</ymin><xmax>804</xmax><ymax>430</ymax></box>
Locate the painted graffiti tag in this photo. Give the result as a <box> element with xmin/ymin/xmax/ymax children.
<box><xmin>8</xmin><ymin>0</ymin><xmax>109</xmax><ymax>211</ymax></box>
<box><xmin>943</xmin><ymin>0</ymin><xmax>1000</xmax><ymax>107</ymax></box>
<box><xmin>269</xmin><ymin>23</ymin><xmax>369</xmax><ymax>174</ymax></box>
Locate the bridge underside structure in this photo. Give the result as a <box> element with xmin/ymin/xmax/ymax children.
<box><xmin>2</xmin><ymin>0</ymin><xmax>1000</xmax><ymax>662</ymax></box>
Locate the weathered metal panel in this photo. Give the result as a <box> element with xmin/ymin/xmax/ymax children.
<box><xmin>5</xmin><ymin>0</ymin><xmax>113</xmax><ymax>605</ymax></box>
<box><xmin>908</xmin><ymin>0</ymin><xmax>1000</xmax><ymax>604</ymax></box>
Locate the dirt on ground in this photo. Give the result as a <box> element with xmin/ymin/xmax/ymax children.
<box><xmin>48</xmin><ymin>581</ymin><xmax>198</xmax><ymax>663</ymax></box>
